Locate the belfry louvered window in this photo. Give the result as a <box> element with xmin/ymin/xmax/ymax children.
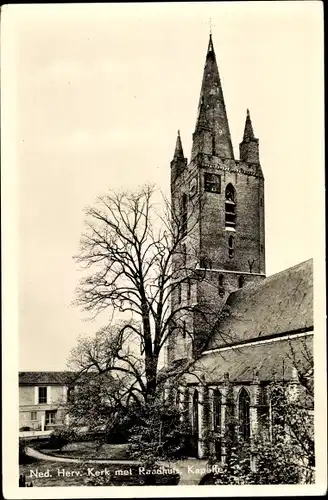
<box><xmin>225</xmin><ymin>183</ymin><xmax>236</xmax><ymax>228</ymax></box>
<box><xmin>205</xmin><ymin>173</ymin><xmax>221</xmax><ymax>193</ymax></box>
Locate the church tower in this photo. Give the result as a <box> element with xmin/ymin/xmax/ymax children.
<box><xmin>168</xmin><ymin>35</ymin><xmax>266</xmax><ymax>363</ymax></box>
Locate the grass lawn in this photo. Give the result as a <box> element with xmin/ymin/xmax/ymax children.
<box><xmin>39</xmin><ymin>441</ymin><xmax>129</xmax><ymax>460</ymax></box>
<box><xmin>19</xmin><ymin>456</ymin><xmax>180</xmax><ymax>487</ymax></box>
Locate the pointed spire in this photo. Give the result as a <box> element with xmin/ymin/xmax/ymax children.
<box><xmin>243</xmin><ymin>108</ymin><xmax>255</xmax><ymax>141</ymax></box>
<box><xmin>207</xmin><ymin>33</ymin><xmax>215</xmax><ymax>55</ymax></box>
<box><xmin>173</xmin><ymin>130</ymin><xmax>185</xmax><ymax>159</ymax></box>
<box><xmin>192</xmin><ymin>34</ymin><xmax>234</xmax><ymax>159</ymax></box>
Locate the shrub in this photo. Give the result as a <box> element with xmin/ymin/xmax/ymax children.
<box><xmin>127</xmin><ymin>398</ymin><xmax>188</xmax><ymax>485</ymax></box>
<box><xmin>19</xmin><ymin>426</ymin><xmax>31</xmax><ymax>431</ymax></box>
<box><xmin>46</xmin><ymin>426</ymin><xmax>79</xmax><ymax>450</ymax></box>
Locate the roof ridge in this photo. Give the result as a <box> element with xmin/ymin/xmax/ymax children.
<box><xmin>266</xmin><ymin>258</ymin><xmax>313</xmax><ymax>280</ymax></box>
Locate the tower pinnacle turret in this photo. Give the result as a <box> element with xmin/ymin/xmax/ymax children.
<box><xmin>174</xmin><ymin>130</ymin><xmax>185</xmax><ymax>159</ymax></box>
<box><xmin>243</xmin><ymin>109</ymin><xmax>255</xmax><ymax>140</ymax></box>
<box><xmin>239</xmin><ymin>109</ymin><xmax>260</xmax><ymax>163</ymax></box>
<box><xmin>171</xmin><ymin>130</ymin><xmax>187</xmax><ymax>182</ymax></box>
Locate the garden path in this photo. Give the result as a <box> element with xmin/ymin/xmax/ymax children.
<box><xmin>26</xmin><ymin>447</ymin><xmax>210</xmax><ymax>485</ymax></box>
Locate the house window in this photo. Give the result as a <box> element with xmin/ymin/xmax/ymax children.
<box><xmin>228</xmin><ymin>236</ymin><xmax>234</xmax><ymax>258</ymax></box>
<box><xmin>204</xmin><ymin>173</ymin><xmax>221</xmax><ymax>193</ymax></box>
<box><xmin>181</xmin><ymin>193</ymin><xmax>188</xmax><ymax>237</ymax></box>
<box><xmin>38</xmin><ymin>387</ymin><xmax>47</xmax><ymax>404</ymax></box>
<box><xmin>239</xmin><ymin>388</ymin><xmax>250</xmax><ymax>440</ymax></box>
<box><xmin>225</xmin><ymin>183</ymin><xmax>236</xmax><ymax>228</ymax></box>
<box><xmin>45</xmin><ymin>410</ymin><xmax>57</xmax><ymax>425</ymax></box>
<box><xmin>30</xmin><ymin>411</ymin><xmax>37</xmax><ymax>421</ymax></box>
<box><xmin>238</xmin><ymin>276</ymin><xmax>244</xmax><ymax>288</ymax></box>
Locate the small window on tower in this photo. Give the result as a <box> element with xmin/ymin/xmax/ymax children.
<box><xmin>204</xmin><ymin>173</ymin><xmax>221</xmax><ymax>193</ymax></box>
<box><xmin>182</xmin><ymin>320</ymin><xmax>186</xmax><ymax>339</ymax></box>
<box><xmin>238</xmin><ymin>276</ymin><xmax>244</xmax><ymax>288</ymax></box>
<box><xmin>228</xmin><ymin>236</ymin><xmax>234</xmax><ymax>258</ymax></box>
<box><xmin>177</xmin><ymin>282</ymin><xmax>182</xmax><ymax>304</ymax></box>
<box><xmin>225</xmin><ymin>184</ymin><xmax>236</xmax><ymax>228</ymax></box>
<box><xmin>181</xmin><ymin>194</ymin><xmax>188</xmax><ymax>237</ymax></box>
<box><xmin>187</xmin><ymin>280</ymin><xmax>191</xmax><ymax>302</ymax></box>
<box><xmin>218</xmin><ymin>274</ymin><xmax>224</xmax><ymax>287</ymax></box>
<box><xmin>182</xmin><ymin>244</ymin><xmax>187</xmax><ymax>267</ymax></box>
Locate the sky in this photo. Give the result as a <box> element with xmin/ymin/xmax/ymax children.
<box><xmin>2</xmin><ymin>2</ymin><xmax>323</xmax><ymax>371</ymax></box>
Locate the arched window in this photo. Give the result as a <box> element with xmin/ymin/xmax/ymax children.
<box><xmin>218</xmin><ymin>274</ymin><xmax>224</xmax><ymax>297</ymax></box>
<box><xmin>238</xmin><ymin>276</ymin><xmax>244</xmax><ymax>288</ymax></box>
<box><xmin>239</xmin><ymin>388</ymin><xmax>250</xmax><ymax>440</ymax></box>
<box><xmin>187</xmin><ymin>280</ymin><xmax>191</xmax><ymax>302</ymax></box>
<box><xmin>228</xmin><ymin>235</ymin><xmax>234</xmax><ymax>258</ymax></box>
<box><xmin>182</xmin><ymin>320</ymin><xmax>186</xmax><ymax>339</ymax></box>
<box><xmin>177</xmin><ymin>282</ymin><xmax>182</xmax><ymax>304</ymax></box>
<box><xmin>213</xmin><ymin>390</ymin><xmax>222</xmax><ymax>430</ymax></box>
<box><xmin>192</xmin><ymin>390</ymin><xmax>199</xmax><ymax>435</ymax></box>
<box><xmin>181</xmin><ymin>194</ymin><xmax>188</xmax><ymax>237</ymax></box>
<box><xmin>175</xmin><ymin>388</ymin><xmax>181</xmax><ymax>408</ymax></box>
<box><xmin>270</xmin><ymin>386</ymin><xmax>285</xmax><ymax>442</ymax></box>
<box><xmin>225</xmin><ymin>184</ymin><xmax>236</xmax><ymax>228</ymax></box>
<box><xmin>213</xmin><ymin>389</ymin><xmax>222</xmax><ymax>461</ymax></box>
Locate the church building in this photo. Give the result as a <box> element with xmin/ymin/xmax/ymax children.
<box><xmin>164</xmin><ymin>34</ymin><xmax>313</xmax><ymax>462</ymax></box>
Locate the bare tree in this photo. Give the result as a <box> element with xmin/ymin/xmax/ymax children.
<box><xmin>72</xmin><ymin>184</ymin><xmax>227</xmax><ymax>404</ymax></box>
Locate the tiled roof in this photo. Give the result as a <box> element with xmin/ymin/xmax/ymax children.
<box><xmin>19</xmin><ymin>370</ymin><xmax>113</xmax><ymax>385</ymax></box>
<box><xmin>208</xmin><ymin>259</ymin><xmax>313</xmax><ymax>349</ymax></box>
<box><xmin>19</xmin><ymin>371</ymin><xmax>76</xmax><ymax>385</ymax></box>
<box><xmin>186</xmin><ymin>333</ymin><xmax>313</xmax><ymax>384</ymax></box>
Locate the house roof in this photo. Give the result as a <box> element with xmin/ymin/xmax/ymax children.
<box><xmin>19</xmin><ymin>370</ymin><xmax>114</xmax><ymax>386</ymax></box>
<box><xmin>19</xmin><ymin>371</ymin><xmax>76</xmax><ymax>385</ymax></box>
<box><xmin>208</xmin><ymin>259</ymin><xmax>313</xmax><ymax>350</ymax></box>
<box><xmin>186</xmin><ymin>333</ymin><xmax>313</xmax><ymax>385</ymax></box>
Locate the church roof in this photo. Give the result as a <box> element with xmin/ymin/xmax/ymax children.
<box><xmin>208</xmin><ymin>259</ymin><xmax>313</xmax><ymax>350</ymax></box>
<box><xmin>190</xmin><ymin>333</ymin><xmax>313</xmax><ymax>384</ymax></box>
